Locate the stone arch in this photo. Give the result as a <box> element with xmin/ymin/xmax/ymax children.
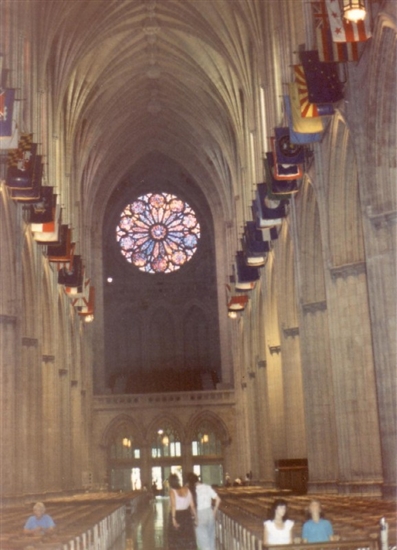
<box><xmin>327</xmin><ymin>114</ymin><xmax>364</xmax><ymax>266</ymax></box>
<box><xmin>147</xmin><ymin>412</ymin><xmax>186</xmax><ymax>443</ymax></box>
<box><xmin>186</xmin><ymin>410</ymin><xmax>231</xmax><ymax>447</ymax></box>
<box><xmin>296</xmin><ymin>176</ymin><xmax>326</xmax><ymax>305</ymax></box>
<box><xmin>100</xmin><ymin>413</ymin><xmax>145</xmax><ymax>448</ymax></box>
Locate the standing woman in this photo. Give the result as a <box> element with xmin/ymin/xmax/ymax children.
<box><xmin>263</xmin><ymin>499</ymin><xmax>294</xmax><ymax>546</ymax></box>
<box><xmin>187</xmin><ymin>473</ymin><xmax>221</xmax><ymax>550</ymax></box>
<box><xmin>168</xmin><ymin>473</ymin><xmax>197</xmax><ymax>550</ymax></box>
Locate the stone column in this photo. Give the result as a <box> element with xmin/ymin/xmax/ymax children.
<box><xmin>299</xmin><ymin>302</ymin><xmax>338</xmax><ymax>493</ymax></box>
<box><xmin>280</xmin><ymin>328</ymin><xmax>306</xmax><ymax>458</ymax></box>
<box><xmin>326</xmin><ymin>263</ymin><xmax>383</xmax><ymax>495</ymax></box>
<box><xmin>363</xmin><ymin>214</ymin><xmax>397</xmax><ymax>496</ymax></box>
<box><xmin>58</xmin><ymin>367</ymin><xmax>72</xmax><ymax>490</ymax></box>
<box><xmin>0</xmin><ymin>315</ymin><xmax>18</xmax><ymax>496</ymax></box>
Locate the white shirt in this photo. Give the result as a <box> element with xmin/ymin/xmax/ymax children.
<box><xmin>264</xmin><ymin>519</ymin><xmax>294</xmax><ymax>544</ymax></box>
<box><xmin>195</xmin><ymin>483</ymin><xmax>218</xmax><ymax>510</ymax></box>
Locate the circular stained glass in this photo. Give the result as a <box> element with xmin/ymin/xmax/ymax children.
<box><xmin>116</xmin><ymin>192</ymin><xmax>201</xmax><ymax>273</ymax></box>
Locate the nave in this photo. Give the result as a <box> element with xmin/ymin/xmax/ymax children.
<box><xmin>126</xmin><ymin>497</ymin><xmax>168</xmax><ymax>550</ymax></box>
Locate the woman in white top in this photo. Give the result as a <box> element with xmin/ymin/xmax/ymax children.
<box><xmin>168</xmin><ymin>473</ymin><xmax>197</xmax><ymax>550</ymax></box>
<box><xmin>187</xmin><ymin>472</ymin><xmax>221</xmax><ymax>550</ymax></box>
<box><xmin>263</xmin><ymin>499</ymin><xmax>294</xmax><ymax>546</ymax></box>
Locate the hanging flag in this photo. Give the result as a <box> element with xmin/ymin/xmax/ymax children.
<box><xmin>300</xmin><ymin>50</ymin><xmax>344</xmax><ymax>104</ymax></box>
<box><xmin>0</xmin><ymin>88</ymin><xmax>15</xmax><ymax>136</ymax></box>
<box><xmin>58</xmin><ymin>255</ymin><xmax>83</xmax><ymax>288</ymax></box>
<box><xmin>283</xmin><ymin>94</ymin><xmax>323</xmax><ymax>144</ymax></box>
<box><xmin>265</xmin><ymin>154</ymin><xmax>299</xmax><ymax>197</ymax></box>
<box><xmin>228</xmin><ymin>294</ymin><xmax>249</xmax><ymax>312</ymax></box>
<box><xmin>235</xmin><ymin>251</ymin><xmax>260</xmax><ymax>290</ymax></box>
<box><xmin>294</xmin><ymin>65</ymin><xmax>335</xmax><ymax>115</ymax></box>
<box><xmin>6</xmin><ymin>134</ymin><xmax>38</xmax><ymax>189</ymax></box>
<box><xmin>0</xmin><ymin>99</ymin><xmax>19</xmax><ymax>149</ymax></box>
<box><xmin>71</xmin><ymin>278</ymin><xmax>91</xmax><ymax>307</ymax></box>
<box><xmin>274</xmin><ymin>127</ymin><xmax>305</xmax><ymax>164</ymax></box>
<box><xmin>32</xmin><ymin>203</ymin><xmax>61</xmax><ymax>242</ymax></box>
<box><xmin>252</xmin><ymin>183</ymin><xmax>287</xmax><ymax>230</ymax></box>
<box><xmin>77</xmin><ymin>287</ymin><xmax>95</xmax><ymax>317</ymax></box>
<box><xmin>10</xmin><ymin>155</ymin><xmax>42</xmax><ymax>202</ymax></box>
<box><xmin>47</xmin><ymin>225</ymin><xmax>75</xmax><ymax>263</ymax></box>
<box><xmin>242</xmin><ymin>221</ymin><xmax>270</xmax><ymax>267</ymax></box>
<box><xmin>288</xmin><ymin>83</ymin><xmax>325</xmax><ymax>135</ymax></box>
<box><xmin>269</xmin><ymin>142</ymin><xmax>303</xmax><ymax>182</ymax></box>
<box><xmin>29</xmin><ymin>187</ymin><xmax>56</xmax><ymax>226</ymax></box>
<box><xmin>312</xmin><ymin>1</ymin><xmax>360</xmax><ymax>62</ymax></box>
<box><xmin>324</xmin><ymin>0</ymin><xmax>371</xmax><ymax>42</ymax></box>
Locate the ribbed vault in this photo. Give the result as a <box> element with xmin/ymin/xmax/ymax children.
<box><xmin>28</xmin><ymin>0</ymin><xmax>265</xmax><ymax>225</ymax></box>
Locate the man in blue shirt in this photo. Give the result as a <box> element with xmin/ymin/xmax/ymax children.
<box><xmin>302</xmin><ymin>500</ymin><xmax>335</xmax><ymax>543</ymax></box>
<box><xmin>23</xmin><ymin>502</ymin><xmax>56</xmax><ymax>535</ymax></box>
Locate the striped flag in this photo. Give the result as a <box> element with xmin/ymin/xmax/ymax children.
<box><xmin>288</xmin><ymin>83</ymin><xmax>324</xmax><ymax>134</ymax></box>
<box><xmin>313</xmin><ymin>1</ymin><xmax>361</xmax><ymax>61</ymax></box>
<box><xmin>294</xmin><ymin>64</ymin><xmax>335</xmax><ymax>115</ymax></box>
<box><xmin>325</xmin><ymin>0</ymin><xmax>371</xmax><ymax>42</ymax></box>
<box><xmin>283</xmin><ymin>95</ymin><xmax>323</xmax><ymax>144</ymax></box>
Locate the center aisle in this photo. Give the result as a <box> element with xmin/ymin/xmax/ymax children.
<box><xmin>125</xmin><ymin>496</ymin><xmax>170</xmax><ymax>550</ymax></box>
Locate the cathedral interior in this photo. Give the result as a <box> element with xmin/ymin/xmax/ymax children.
<box><xmin>0</xmin><ymin>0</ymin><xmax>396</xmax><ymax>512</ymax></box>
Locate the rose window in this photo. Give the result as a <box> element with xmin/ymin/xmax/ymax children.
<box><xmin>116</xmin><ymin>192</ymin><xmax>201</xmax><ymax>273</ymax></box>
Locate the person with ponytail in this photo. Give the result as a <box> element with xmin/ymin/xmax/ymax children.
<box><xmin>187</xmin><ymin>473</ymin><xmax>221</xmax><ymax>550</ymax></box>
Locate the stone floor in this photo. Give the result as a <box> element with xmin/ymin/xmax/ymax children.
<box><xmin>125</xmin><ymin>497</ymin><xmax>169</xmax><ymax>550</ymax></box>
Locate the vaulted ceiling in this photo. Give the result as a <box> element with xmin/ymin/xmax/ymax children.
<box><xmin>31</xmin><ymin>0</ymin><xmax>266</xmax><ymax>227</ymax></box>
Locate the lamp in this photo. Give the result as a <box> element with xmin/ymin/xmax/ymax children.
<box><xmin>122</xmin><ymin>437</ymin><xmax>131</xmax><ymax>448</ymax></box>
<box><xmin>342</xmin><ymin>0</ymin><xmax>366</xmax><ymax>22</ymax></box>
<box><xmin>202</xmin><ymin>434</ymin><xmax>209</xmax><ymax>443</ymax></box>
<box><xmin>228</xmin><ymin>310</ymin><xmax>238</xmax><ymax>319</ymax></box>
<box><xmin>162</xmin><ymin>435</ymin><xmax>169</xmax><ymax>446</ymax></box>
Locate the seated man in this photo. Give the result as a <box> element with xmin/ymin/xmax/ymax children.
<box><xmin>23</xmin><ymin>502</ymin><xmax>56</xmax><ymax>535</ymax></box>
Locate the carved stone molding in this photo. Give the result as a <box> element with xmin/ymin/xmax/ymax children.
<box><xmin>0</xmin><ymin>314</ymin><xmax>17</xmax><ymax>324</ymax></box>
<box><xmin>283</xmin><ymin>326</ymin><xmax>299</xmax><ymax>338</ymax></box>
<box><xmin>42</xmin><ymin>355</ymin><xmax>55</xmax><ymax>363</ymax></box>
<box><xmin>248</xmin><ymin>372</ymin><xmax>255</xmax><ymax>379</ymax></box>
<box><xmin>268</xmin><ymin>345</ymin><xmax>281</xmax><ymax>355</ymax></box>
<box><xmin>302</xmin><ymin>301</ymin><xmax>327</xmax><ymax>315</ymax></box>
<box><xmin>71</xmin><ymin>380</ymin><xmax>78</xmax><ymax>387</ymax></box>
<box><xmin>22</xmin><ymin>337</ymin><xmax>38</xmax><ymax>347</ymax></box>
<box><xmin>366</xmin><ymin>205</ymin><xmax>397</xmax><ymax>229</ymax></box>
<box><xmin>257</xmin><ymin>360</ymin><xmax>266</xmax><ymax>368</ymax></box>
<box><xmin>330</xmin><ymin>261</ymin><xmax>366</xmax><ymax>280</ymax></box>
<box><xmin>58</xmin><ymin>369</ymin><xmax>68</xmax><ymax>377</ymax></box>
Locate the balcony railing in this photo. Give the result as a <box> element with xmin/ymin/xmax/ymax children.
<box><xmin>94</xmin><ymin>389</ymin><xmax>235</xmax><ymax>409</ymax></box>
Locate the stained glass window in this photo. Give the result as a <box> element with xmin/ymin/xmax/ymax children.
<box><xmin>116</xmin><ymin>192</ymin><xmax>201</xmax><ymax>274</ymax></box>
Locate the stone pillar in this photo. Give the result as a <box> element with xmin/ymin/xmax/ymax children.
<box><xmin>42</xmin><ymin>355</ymin><xmax>61</xmax><ymax>493</ymax></box>
<box><xmin>0</xmin><ymin>315</ymin><xmax>18</xmax><ymax>496</ymax></box>
<box><xmin>18</xmin><ymin>337</ymin><xmax>41</xmax><ymax>496</ymax></box>
<box><xmin>299</xmin><ymin>302</ymin><xmax>338</xmax><ymax>493</ymax></box>
<box><xmin>280</xmin><ymin>328</ymin><xmax>306</xmax><ymax>458</ymax></box>
<box><xmin>71</xmin><ymin>379</ymin><xmax>83</xmax><ymax>490</ymax></box>
<box><xmin>255</xmin><ymin>359</ymin><xmax>276</xmax><ymax>487</ymax></box>
<box><xmin>326</xmin><ymin>264</ymin><xmax>383</xmax><ymax>495</ymax></box>
<box><xmin>363</xmin><ymin>214</ymin><xmax>397</xmax><ymax>497</ymax></box>
<box><xmin>58</xmin><ymin>367</ymin><xmax>72</xmax><ymax>490</ymax></box>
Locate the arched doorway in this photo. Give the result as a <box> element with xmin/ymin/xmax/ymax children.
<box><xmin>106</xmin><ymin>418</ymin><xmax>143</xmax><ymax>491</ymax></box>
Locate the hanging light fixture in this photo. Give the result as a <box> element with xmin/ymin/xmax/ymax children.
<box><xmin>342</xmin><ymin>0</ymin><xmax>366</xmax><ymax>22</ymax></box>
<box><xmin>122</xmin><ymin>437</ymin><xmax>131</xmax><ymax>448</ymax></box>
